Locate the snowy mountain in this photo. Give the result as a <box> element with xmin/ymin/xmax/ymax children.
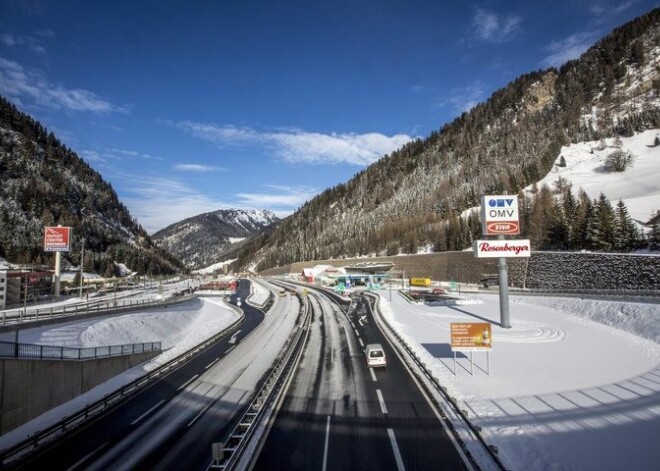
<box><xmin>152</xmin><ymin>209</ymin><xmax>280</xmax><ymax>270</ymax></box>
<box><xmin>232</xmin><ymin>7</ymin><xmax>660</xmax><ymax>272</ymax></box>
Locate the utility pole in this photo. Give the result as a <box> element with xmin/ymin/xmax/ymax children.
<box><xmin>79</xmin><ymin>237</ymin><xmax>85</xmax><ymax>298</ymax></box>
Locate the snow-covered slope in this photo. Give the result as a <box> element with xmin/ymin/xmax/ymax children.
<box><xmin>152</xmin><ymin>209</ymin><xmax>280</xmax><ymax>269</ymax></box>
<box><xmin>531</xmin><ymin>129</ymin><xmax>660</xmax><ymax>224</ymax></box>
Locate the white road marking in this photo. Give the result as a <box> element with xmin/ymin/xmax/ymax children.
<box><xmin>177</xmin><ymin>374</ymin><xmax>199</xmax><ymax>392</ymax></box>
<box><xmin>370</xmin><ymin>368</ymin><xmax>377</xmax><ymax>382</ymax></box>
<box><xmin>387</xmin><ymin>428</ymin><xmax>406</xmax><ymax>471</ymax></box>
<box><xmin>358</xmin><ymin>315</ymin><xmax>367</xmax><ymax>326</ymax></box>
<box><xmin>187</xmin><ymin>398</ymin><xmax>216</xmax><ymax>427</ymax></box>
<box><xmin>229</xmin><ymin>329</ymin><xmax>242</xmax><ymax>344</ymax></box>
<box><xmin>376</xmin><ymin>389</ymin><xmax>388</xmax><ymax>414</ymax></box>
<box><xmin>358</xmin><ymin>337</ymin><xmax>364</xmax><ymax>348</ymax></box>
<box><xmin>322</xmin><ymin>415</ymin><xmax>331</xmax><ymax>471</ymax></box>
<box><xmin>225</xmin><ymin>345</ymin><xmax>236</xmax><ymax>354</ymax></box>
<box><xmin>130</xmin><ymin>399</ymin><xmax>165</xmax><ymax>426</ymax></box>
<box><xmin>66</xmin><ymin>441</ymin><xmax>109</xmax><ymax>471</ymax></box>
<box><xmin>205</xmin><ymin>358</ymin><xmax>220</xmax><ymax>369</ymax></box>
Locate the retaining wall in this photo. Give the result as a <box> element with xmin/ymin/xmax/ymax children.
<box><xmin>259</xmin><ymin>251</ymin><xmax>660</xmax><ymax>291</ymax></box>
<box><xmin>0</xmin><ymin>350</ymin><xmax>158</xmax><ymax>434</ymax></box>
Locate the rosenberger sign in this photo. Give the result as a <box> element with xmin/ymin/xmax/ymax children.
<box><xmin>44</xmin><ymin>226</ymin><xmax>71</xmax><ymax>252</ymax></box>
<box><xmin>451</xmin><ymin>322</ymin><xmax>492</xmax><ymax>351</ymax></box>
<box><xmin>473</xmin><ymin>239</ymin><xmax>531</xmax><ymax>258</ymax></box>
<box><xmin>481</xmin><ymin>195</ymin><xmax>520</xmax><ymax>235</ymax></box>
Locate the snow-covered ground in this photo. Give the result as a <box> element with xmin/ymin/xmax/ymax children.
<box><xmin>530</xmin><ymin>129</ymin><xmax>660</xmax><ymax>225</ymax></box>
<box><xmin>378</xmin><ymin>291</ymin><xmax>660</xmax><ymax>471</ymax></box>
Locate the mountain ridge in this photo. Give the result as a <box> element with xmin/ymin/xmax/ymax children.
<box><xmin>230</xmin><ymin>7</ymin><xmax>660</xmax><ymax>272</ymax></box>
<box><xmin>152</xmin><ymin>209</ymin><xmax>280</xmax><ymax>270</ymax></box>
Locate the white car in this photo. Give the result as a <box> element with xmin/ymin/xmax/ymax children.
<box><xmin>365</xmin><ymin>343</ymin><xmax>387</xmax><ymax>368</ymax></box>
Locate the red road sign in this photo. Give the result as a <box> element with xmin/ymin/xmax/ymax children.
<box><xmin>44</xmin><ymin>226</ymin><xmax>71</xmax><ymax>252</ymax></box>
<box><xmin>485</xmin><ymin>221</ymin><xmax>520</xmax><ymax>235</ymax></box>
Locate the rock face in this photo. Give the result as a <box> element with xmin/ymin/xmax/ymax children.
<box><xmin>152</xmin><ymin>209</ymin><xmax>280</xmax><ymax>269</ymax></box>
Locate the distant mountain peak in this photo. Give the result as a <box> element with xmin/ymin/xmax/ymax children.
<box><xmin>152</xmin><ymin>209</ymin><xmax>280</xmax><ymax>269</ymax></box>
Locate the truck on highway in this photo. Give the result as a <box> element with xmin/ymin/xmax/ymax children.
<box><xmin>409</xmin><ymin>277</ymin><xmax>432</xmax><ymax>287</ymax></box>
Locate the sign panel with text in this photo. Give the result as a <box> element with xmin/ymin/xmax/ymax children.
<box><xmin>473</xmin><ymin>239</ymin><xmax>531</xmax><ymax>258</ymax></box>
<box><xmin>450</xmin><ymin>322</ymin><xmax>492</xmax><ymax>351</ymax></box>
<box><xmin>481</xmin><ymin>195</ymin><xmax>520</xmax><ymax>235</ymax></box>
<box><xmin>44</xmin><ymin>226</ymin><xmax>71</xmax><ymax>252</ymax></box>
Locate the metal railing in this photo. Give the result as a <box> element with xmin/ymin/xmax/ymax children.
<box><xmin>0</xmin><ymin>294</ymin><xmax>195</xmax><ymax>328</ymax></box>
<box><xmin>0</xmin><ymin>341</ymin><xmax>162</xmax><ymax>360</ymax></box>
<box><xmin>210</xmin><ymin>290</ymin><xmax>311</xmax><ymax>470</ymax></box>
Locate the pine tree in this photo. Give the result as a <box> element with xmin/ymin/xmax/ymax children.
<box><xmin>587</xmin><ymin>194</ymin><xmax>617</xmax><ymax>251</ymax></box>
<box><xmin>614</xmin><ymin>200</ymin><xmax>641</xmax><ymax>251</ymax></box>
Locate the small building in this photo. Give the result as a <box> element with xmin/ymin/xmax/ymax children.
<box><xmin>5</xmin><ymin>268</ymin><xmax>53</xmax><ymax>307</ymax></box>
<box><xmin>302</xmin><ymin>265</ymin><xmax>346</xmax><ymax>284</ymax></box>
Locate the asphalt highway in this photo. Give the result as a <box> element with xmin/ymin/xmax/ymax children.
<box><xmin>254</xmin><ymin>290</ymin><xmax>467</xmax><ymax>471</ymax></box>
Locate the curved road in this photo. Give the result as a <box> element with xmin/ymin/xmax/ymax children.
<box><xmin>11</xmin><ymin>281</ymin><xmax>274</xmax><ymax>471</ymax></box>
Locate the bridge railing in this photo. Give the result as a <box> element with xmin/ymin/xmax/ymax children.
<box><xmin>0</xmin><ymin>340</ymin><xmax>162</xmax><ymax>360</ymax></box>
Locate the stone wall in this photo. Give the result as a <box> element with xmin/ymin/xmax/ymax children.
<box><xmin>259</xmin><ymin>251</ymin><xmax>660</xmax><ymax>290</ymax></box>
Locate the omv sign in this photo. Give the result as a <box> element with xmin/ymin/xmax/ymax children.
<box><xmin>481</xmin><ymin>195</ymin><xmax>520</xmax><ymax>235</ymax></box>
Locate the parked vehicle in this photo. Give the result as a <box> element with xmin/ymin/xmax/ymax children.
<box><xmin>365</xmin><ymin>343</ymin><xmax>387</xmax><ymax>367</ymax></box>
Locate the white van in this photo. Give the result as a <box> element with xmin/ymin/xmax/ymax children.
<box><xmin>365</xmin><ymin>343</ymin><xmax>387</xmax><ymax>368</ymax></box>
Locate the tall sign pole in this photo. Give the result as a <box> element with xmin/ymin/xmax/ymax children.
<box><xmin>497</xmin><ymin>234</ymin><xmax>510</xmax><ymax>328</ymax></box>
<box><xmin>475</xmin><ymin>195</ymin><xmax>530</xmax><ymax>329</ymax></box>
<box><xmin>79</xmin><ymin>237</ymin><xmax>85</xmax><ymax>298</ymax></box>
<box><xmin>44</xmin><ymin>225</ymin><xmax>71</xmax><ymax>298</ymax></box>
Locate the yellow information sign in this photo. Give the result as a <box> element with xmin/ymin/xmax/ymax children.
<box><xmin>450</xmin><ymin>322</ymin><xmax>492</xmax><ymax>351</ymax></box>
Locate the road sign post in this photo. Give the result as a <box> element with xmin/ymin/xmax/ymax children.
<box><xmin>476</xmin><ymin>195</ymin><xmax>530</xmax><ymax>329</ymax></box>
<box><xmin>44</xmin><ymin>225</ymin><xmax>71</xmax><ymax>298</ymax></box>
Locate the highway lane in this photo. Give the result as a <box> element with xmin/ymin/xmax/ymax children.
<box><xmin>254</xmin><ymin>290</ymin><xmax>468</xmax><ymax>471</ymax></box>
<box><xmin>11</xmin><ymin>280</ymin><xmax>269</xmax><ymax>471</ymax></box>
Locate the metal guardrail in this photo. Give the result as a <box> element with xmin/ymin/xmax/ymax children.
<box><xmin>210</xmin><ymin>290</ymin><xmax>311</xmax><ymax>470</ymax></box>
<box><xmin>0</xmin><ymin>299</ymin><xmax>245</xmax><ymax>469</ymax></box>
<box><xmin>365</xmin><ymin>292</ymin><xmax>506</xmax><ymax>471</ymax></box>
<box><xmin>0</xmin><ymin>341</ymin><xmax>161</xmax><ymax>360</ymax></box>
<box><xmin>0</xmin><ymin>294</ymin><xmax>195</xmax><ymax>328</ymax></box>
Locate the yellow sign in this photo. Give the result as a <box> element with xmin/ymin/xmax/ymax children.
<box><xmin>450</xmin><ymin>323</ymin><xmax>492</xmax><ymax>351</ymax></box>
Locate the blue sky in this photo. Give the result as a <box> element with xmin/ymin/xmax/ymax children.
<box><xmin>0</xmin><ymin>0</ymin><xmax>657</xmax><ymax>233</ymax></box>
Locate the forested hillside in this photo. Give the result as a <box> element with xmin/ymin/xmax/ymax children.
<box><xmin>233</xmin><ymin>8</ymin><xmax>660</xmax><ymax>272</ymax></box>
<box><xmin>0</xmin><ymin>96</ymin><xmax>183</xmax><ymax>275</ymax></box>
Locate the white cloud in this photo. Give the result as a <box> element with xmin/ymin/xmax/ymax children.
<box><xmin>590</xmin><ymin>1</ymin><xmax>633</xmax><ymax>17</ymax></box>
<box><xmin>540</xmin><ymin>31</ymin><xmax>600</xmax><ymax>68</ymax></box>
<box><xmin>472</xmin><ymin>8</ymin><xmax>522</xmax><ymax>43</ymax></box>
<box><xmin>235</xmin><ymin>185</ymin><xmax>317</xmax><ymax>210</ymax></box>
<box><xmin>79</xmin><ymin>150</ymin><xmax>106</xmax><ymax>163</ymax></box>
<box><xmin>118</xmin><ymin>176</ymin><xmax>306</xmax><ymax>233</ymax></box>
<box><xmin>1</xmin><ymin>33</ymin><xmax>47</xmax><ymax>54</ymax></box>
<box><xmin>172</xmin><ymin>121</ymin><xmax>413</xmax><ymax>166</ymax></box>
<box><xmin>119</xmin><ymin>176</ymin><xmax>233</xmax><ymax>233</ymax></box>
<box><xmin>174</xmin><ymin>163</ymin><xmax>226</xmax><ymax>172</ymax></box>
<box><xmin>105</xmin><ymin>148</ymin><xmax>164</xmax><ymax>161</ymax></box>
<box><xmin>436</xmin><ymin>81</ymin><xmax>488</xmax><ymax>114</ymax></box>
<box><xmin>0</xmin><ymin>57</ymin><xmax>129</xmax><ymax>113</ymax></box>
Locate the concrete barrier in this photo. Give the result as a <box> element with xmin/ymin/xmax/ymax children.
<box><xmin>0</xmin><ymin>350</ymin><xmax>159</xmax><ymax>435</ymax></box>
